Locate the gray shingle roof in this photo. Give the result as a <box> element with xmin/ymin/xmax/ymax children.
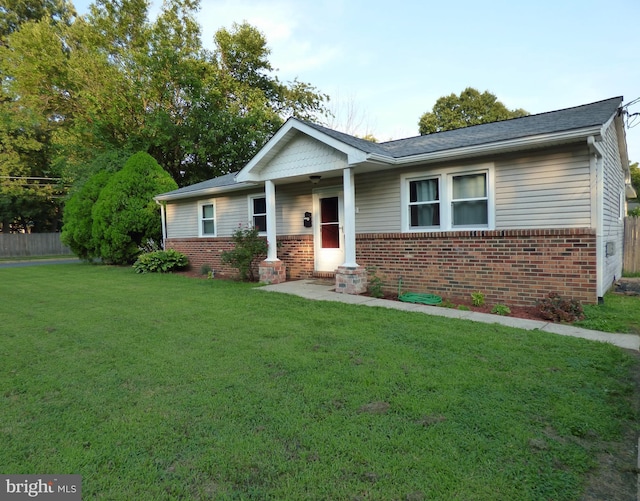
<box><xmin>158</xmin><ymin>97</ymin><xmax>622</xmax><ymax>199</ymax></box>
<box><xmin>305</xmin><ymin>96</ymin><xmax>622</xmax><ymax>159</ymax></box>
<box><xmin>157</xmin><ymin>171</ymin><xmax>240</xmax><ymax>198</ymax></box>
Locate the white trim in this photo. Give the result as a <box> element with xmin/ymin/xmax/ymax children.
<box><xmin>155</xmin><ymin>182</ymin><xmax>258</xmax><ymax>202</ymax></box>
<box><xmin>236</xmin><ymin>119</ymin><xmax>368</xmax><ymax>182</ymax></box>
<box><xmin>197</xmin><ymin>200</ymin><xmax>216</xmax><ymax>238</ymax></box>
<box><xmin>264</xmin><ymin>180</ymin><xmax>279</xmax><ymax>262</ymax></box>
<box><xmin>401</xmin><ymin>163</ymin><xmax>494</xmax><ymax>232</ymax></box>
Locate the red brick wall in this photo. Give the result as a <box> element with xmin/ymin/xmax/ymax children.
<box><xmin>166</xmin><ymin>235</ymin><xmax>315</xmax><ymax>280</ymax></box>
<box><xmin>356</xmin><ymin>229</ymin><xmax>598</xmax><ymax>306</ymax></box>
<box><xmin>167</xmin><ymin>229</ymin><xmax>598</xmax><ymax>306</ymax></box>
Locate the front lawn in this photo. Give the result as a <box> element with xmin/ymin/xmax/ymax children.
<box><xmin>0</xmin><ymin>265</ymin><xmax>637</xmax><ymax>500</ymax></box>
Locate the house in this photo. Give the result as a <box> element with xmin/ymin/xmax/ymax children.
<box><xmin>154</xmin><ymin>97</ymin><xmax>635</xmax><ymax>306</ymax></box>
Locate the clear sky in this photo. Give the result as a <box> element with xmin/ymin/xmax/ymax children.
<box><xmin>73</xmin><ymin>0</ymin><xmax>640</xmax><ymax>163</ymax></box>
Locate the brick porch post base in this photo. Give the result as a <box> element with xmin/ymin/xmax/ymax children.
<box><xmin>335</xmin><ymin>266</ymin><xmax>367</xmax><ymax>295</ymax></box>
<box><xmin>259</xmin><ymin>260</ymin><xmax>287</xmax><ymax>284</ymax></box>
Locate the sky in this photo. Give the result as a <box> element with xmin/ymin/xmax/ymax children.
<box><xmin>73</xmin><ymin>0</ymin><xmax>640</xmax><ymax>163</ymax></box>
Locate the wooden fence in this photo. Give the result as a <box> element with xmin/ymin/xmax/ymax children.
<box><xmin>0</xmin><ymin>233</ymin><xmax>73</xmax><ymax>258</ymax></box>
<box><xmin>624</xmin><ymin>217</ymin><xmax>640</xmax><ymax>273</ymax></box>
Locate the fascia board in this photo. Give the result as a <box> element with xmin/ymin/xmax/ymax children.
<box><xmin>154</xmin><ymin>182</ymin><xmax>260</xmax><ymax>202</ymax></box>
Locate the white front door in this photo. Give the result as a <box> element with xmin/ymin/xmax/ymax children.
<box><xmin>313</xmin><ymin>189</ymin><xmax>345</xmax><ymax>272</ymax></box>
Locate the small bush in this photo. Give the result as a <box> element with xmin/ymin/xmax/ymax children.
<box><xmin>536</xmin><ymin>292</ymin><xmax>584</xmax><ymax>322</ymax></box>
<box><xmin>367</xmin><ymin>267</ymin><xmax>384</xmax><ymax>298</ymax></box>
<box><xmin>133</xmin><ymin>249</ymin><xmax>188</xmax><ymax>273</ymax></box>
<box><xmin>471</xmin><ymin>291</ymin><xmax>485</xmax><ymax>307</ymax></box>
<box><xmin>220</xmin><ymin>225</ymin><xmax>267</xmax><ymax>281</ymax></box>
<box><xmin>491</xmin><ymin>304</ymin><xmax>511</xmax><ymax>316</ymax></box>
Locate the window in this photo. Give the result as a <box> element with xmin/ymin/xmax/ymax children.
<box><xmin>402</xmin><ymin>166</ymin><xmax>492</xmax><ymax>232</ymax></box>
<box><xmin>250</xmin><ymin>195</ymin><xmax>267</xmax><ymax>233</ymax></box>
<box><xmin>451</xmin><ymin>173</ymin><xmax>488</xmax><ymax>227</ymax></box>
<box><xmin>199</xmin><ymin>202</ymin><xmax>215</xmax><ymax>237</ymax></box>
<box><xmin>409</xmin><ymin>178</ymin><xmax>440</xmax><ymax>228</ymax></box>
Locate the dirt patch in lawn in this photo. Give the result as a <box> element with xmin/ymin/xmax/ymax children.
<box><xmin>581</xmin><ymin>349</ymin><xmax>639</xmax><ymax>501</ymax></box>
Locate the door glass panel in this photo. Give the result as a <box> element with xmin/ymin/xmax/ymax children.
<box><xmin>320</xmin><ymin>197</ymin><xmax>340</xmax><ymax>248</ymax></box>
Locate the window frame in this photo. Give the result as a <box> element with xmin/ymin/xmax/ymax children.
<box><xmin>198</xmin><ymin>200</ymin><xmax>216</xmax><ymax>237</ymax></box>
<box><xmin>449</xmin><ymin>171</ymin><xmax>490</xmax><ymax>229</ymax></box>
<box><xmin>248</xmin><ymin>194</ymin><xmax>267</xmax><ymax>235</ymax></box>
<box><xmin>401</xmin><ymin>164</ymin><xmax>494</xmax><ymax>232</ymax></box>
<box><xmin>406</xmin><ymin>175</ymin><xmax>442</xmax><ymax>230</ymax></box>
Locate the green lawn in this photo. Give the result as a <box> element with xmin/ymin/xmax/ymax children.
<box><xmin>0</xmin><ymin>265</ymin><xmax>637</xmax><ymax>500</ymax></box>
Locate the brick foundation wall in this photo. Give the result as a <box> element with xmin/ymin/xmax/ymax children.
<box><xmin>277</xmin><ymin>235</ymin><xmax>314</xmax><ymax>279</ymax></box>
<box><xmin>356</xmin><ymin>229</ymin><xmax>598</xmax><ymax>306</ymax></box>
<box><xmin>166</xmin><ymin>235</ymin><xmax>315</xmax><ymax>280</ymax></box>
<box><xmin>166</xmin><ymin>238</ymin><xmax>239</xmax><ymax>278</ymax></box>
<box><xmin>167</xmin><ymin>229</ymin><xmax>598</xmax><ymax>306</ymax></box>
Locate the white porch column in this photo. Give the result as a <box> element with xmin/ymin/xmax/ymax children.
<box><xmin>342</xmin><ymin>167</ymin><xmax>358</xmax><ymax>267</ymax></box>
<box><xmin>265</xmin><ymin>179</ymin><xmax>278</xmax><ymax>261</ymax></box>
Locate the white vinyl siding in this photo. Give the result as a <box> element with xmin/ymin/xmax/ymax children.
<box><xmin>601</xmin><ymin>119</ymin><xmax>625</xmax><ymax>288</ymax></box>
<box><xmin>165</xmin><ymin>200</ymin><xmax>198</xmax><ymax>238</ymax></box>
<box><xmin>494</xmin><ymin>149</ymin><xmax>592</xmax><ymax>229</ymax></box>
<box><xmin>274</xmin><ymin>183</ymin><xmax>314</xmax><ymax>235</ymax></box>
<box><xmin>259</xmin><ymin>135</ymin><xmax>347</xmax><ymax>179</ymax></box>
<box><xmin>354</xmin><ymin>170</ymin><xmax>401</xmax><ymax>233</ymax></box>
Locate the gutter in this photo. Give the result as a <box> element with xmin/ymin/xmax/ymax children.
<box><xmin>587</xmin><ymin>135</ymin><xmax>605</xmax><ymax>301</ymax></box>
<box><xmin>155</xmin><ymin>199</ymin><xmax>167</xmax><ymax>249</ymax></box>
<box><xmin>154</xmin><ymin>181</ymin><xmax>260</xmax><ymax>202</ymax></box>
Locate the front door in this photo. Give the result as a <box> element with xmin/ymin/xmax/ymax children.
<box><xmin>314</xmin><ymin>190</ymin><xmax>344</xmax><ymax>272</ymax></box>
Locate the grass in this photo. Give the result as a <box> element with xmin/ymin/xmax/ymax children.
<box><xmin>577</xmin><ymin>293</ymin><xmax>640</xmax><ymax>334</ymax></box>
<box><xmin>0</xmin><ymin>265</ymin><xmax>637</xmax><ymax>500</ymax></box>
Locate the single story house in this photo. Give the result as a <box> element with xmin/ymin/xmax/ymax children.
<box><xmin>155</xmin><ymin>96</ymin><xmax>635</xmax><ymax>306</ymax></box>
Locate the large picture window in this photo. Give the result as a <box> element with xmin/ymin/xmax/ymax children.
<box><xmin>199</xmin><ymin>202</ymin><xmax>215</xmax><ymax>237</ymax></box>
<box><xmin>402</xmin><ymin>167</ymin><xmax>492</xmax><ymax>232</ymax></box>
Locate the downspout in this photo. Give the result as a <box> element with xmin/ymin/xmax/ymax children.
<box><xmin>156</xmin><ymin>200</ymin><xmax>167</xmax><ymax>250</ymax></box>
<box><xmin>587</xmin><ymin>136</ymin><xmax>605</xmax><ymax>302</ymax></box>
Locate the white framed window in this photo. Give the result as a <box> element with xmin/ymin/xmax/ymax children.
<box><xmin>249</xmin><ymin>195</ymin><xmax>267</xmax><ymax>234</ymax></box>
<box><xmin>198</xmin><ymin>201</ymin><xmax>216</xmax><ymax>237</ymax></box>
<box><xmin>402</xmin><ymin>165</ymin><xmax>493</xmax><ymax>232</ymax></box>
<box><xmin>619</xmin><ymin>189</ymin><xmax>625</xmax><ymax>220</ymax></box>
<box><xmin>450</xmin><ymin>172</ymin><xmax>488</xmax><ymax>227</ymax></box>
<box><xmin>408</xmin><ymin>177</ymin><xmax>440</xmax><ymax>229</ymax></box>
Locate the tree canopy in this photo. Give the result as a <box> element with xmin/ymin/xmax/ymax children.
<box><xmin>418</xmin><ymin>87</ymin><xmax>529</xmax><ymax>135</ymax></box>
<box><xmin>0</xmin><ymin>0</ymin><xmax>328</xmax><ymax>231</ymax></box>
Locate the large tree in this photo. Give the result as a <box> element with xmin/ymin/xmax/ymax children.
<box><xmin>418</xmin><ymin>87</ymin><xmax>528</xmax><ymax>135</ymax></box>
<box><xmin>1</xmin><ymin>0</ymin><xmax>329</xmax><ymax>233</ymax></box>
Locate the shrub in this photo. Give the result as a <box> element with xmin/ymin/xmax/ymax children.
<box><xmin>133</xmin><ymin>249</ymin><xmax>188</xmax><ymax>273</ymax></box>
<box><xmin>92</xmin><ymin>152</ymin><xmax>178</xmax><ymax>264</ymax></box>
<box><xmin>61</xmin><ymin>170</ymin><xmax>111</xmax><ymax>261</ymax></box>
<box><xmin>491</xmin><ymin>304</ymin><xmax>511</xmax><ymax>316</ymax></box>
<box><xmin>536</xmin><ymin>293</ymin><xmax>584</xmax><ymax>322</ymax></box>
<box><xmin>471</xmin><ymin>291</ymin><xmax>485</xmax><ymax>307</ymax></box>
<box><xmin>367</xmin><ymin>267</ymin><xmax>384</xmax><ymax>298</ymax></box>
<box><xmin>220</xmin><ymin>225</ymin><xmax>267</xmax><ymax>281</ymax></box>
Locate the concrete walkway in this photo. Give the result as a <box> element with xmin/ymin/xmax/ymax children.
<box><xmin>259</xmin><ymin>280</ymin><xmax>640</xmax><ymax>351</ymax></box>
